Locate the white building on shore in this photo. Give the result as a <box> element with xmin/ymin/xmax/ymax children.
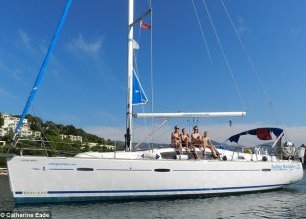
<box><xmin>1</xmin><ymin>113</ymin><xmax>115</xmax><ymax>150</ymax></box>
<box><xmin>84</xmin><ymin>142</ymin><xmax>115</xmax><ymax>150</ymax></box>
<box><xmin>60</xmin><ymin>134</ymin><xmax>83</xmax><ymax>143</ymax></box>
<box><xmin>0</xmin><ymin>113</ymin><xmax>41</xmax><ymax>138</ymax></box>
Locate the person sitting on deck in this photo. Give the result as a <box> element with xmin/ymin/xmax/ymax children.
<box><xmin>180</xmin><ymin>128</ymin><xmax>190</xmax><ymax>149</ymax></box>
<box><xmin>191</xmin><ymin>125</ymin><xmax>206</xmax><ymax>158</ymax></box>
<box><xmin>203</xmin><ymin>130</ymin><xmax>220</xmax><ymax>159</ymax></box>
<box><xmin>171</xmin><ymin>125</ymin><xmax>182</xmax><ymax>154</ymax></box>
<box><xmin>181</xmin><ymin>128</ymin><xmax>198</xmax><ymax>159</ymax></box>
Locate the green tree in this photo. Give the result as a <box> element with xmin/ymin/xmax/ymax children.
<box><xmin>63</xmin><ymin>125</ymin><xmax>77</xmax><ymax>135</ymax></box>
<box><xmin>2</xmin><ymin>129</ymin><xmax>14</xmax><ymax>144</ymax></box>
<box><xmin>0</xmin><ymin>112</ymin><xmax>4</xmax><ymax>127</ymax></box>
<box><xmin>26</xmin><ymin>114</ymin><xmax>43</xmax><ymax>131</ymax></box>
<box><xmin>82</xmin><ymin>145</ymin><xmax>90</xmax><ymax>152</ymax></box>
<box><xmin>106</xmin><ymin>139</ymin><xmax>115</xmax><ymax>146</ymax></box>
<box><xmin>0</xmin><ymin>113</ymin><xmax>117</xmax><ymax>156</ymax></box>
<box><xmin>44</xmin><ymin>121</ymin><xmax>60</xmax><ymax>136</ymax></box>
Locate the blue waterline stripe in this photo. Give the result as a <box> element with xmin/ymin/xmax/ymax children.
<box><xmin>14</xmin><ymin>183</ymin><xmax>288</xmax><ymax>196</ymax></box>
<box><xmin>44</xmin><ymin>183</ymin><xmax>288</xmax><ymax>195</ymax></box>
<box><xmin>14</xmin><ymin>196</ymin><xmax>129</xmax><ymax>203</ymax></box>
<box><xmin>14</xmin><ymin>184</ymin><xmax>284</xmax><ymax>204</ymax></box>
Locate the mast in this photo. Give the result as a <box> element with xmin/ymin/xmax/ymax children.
<box><xmin>126</xmin><ymin>0</ymin><xmax>134</xmax><ymax>151</ymax></box>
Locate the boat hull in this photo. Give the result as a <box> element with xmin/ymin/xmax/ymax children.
<box><xmin>6</xmin><ymin>156</ymin><xmax>303</xmax><ymax>203</ymax></box>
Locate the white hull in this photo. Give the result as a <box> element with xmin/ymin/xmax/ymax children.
<box><xmin>7</xmin><ymin>153</ymin><xmax>303</xmax><ymax>203</ymax></box>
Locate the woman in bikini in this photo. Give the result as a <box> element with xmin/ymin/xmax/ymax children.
<box><xmin>203</xmin><ymin>130</ymin><xmax>220</xmax><ymax>159</ymax></box>
<box><xmin>181</xmin><ymin>128</ymin><xmax>198</xmax><ymax>159</ymax></box>
<box><xmin>171</xmin><ymin>125</ymin><xmax>182</xmax><ymax>154</ymax></box>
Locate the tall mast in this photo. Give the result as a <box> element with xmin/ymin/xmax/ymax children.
<box><xmin>126</xmin><ymin>0</ymin><xmax>134</xmax><ymax>151</ymax></box>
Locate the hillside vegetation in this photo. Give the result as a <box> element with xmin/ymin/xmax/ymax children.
<box><xmin>0</xmin><ymin>113</ymin><xmax>124</xmax><ymax>166</ymax></box>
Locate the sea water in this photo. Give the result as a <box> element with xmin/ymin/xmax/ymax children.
<box><xmin>1</xmin><ymin>172</ymin><xmax>305</xmax><ymax>219</ymax></box>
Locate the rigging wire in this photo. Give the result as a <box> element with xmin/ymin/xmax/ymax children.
<box><xmin>132</xmin><ymin>0</ymin><xmax>155</xmax><ymax>149</ymax></box>
<box><xmin>192</xmin><ymin>0</ymin><xmax>232</xmax><ymax>126</ymax></box>
<box><xmin>134</xmin><ymin>119</ymin><xmax>168</xmax><ymax>149</ymax></box>
<box><xmin>191</xmin><ymin>0</ymin><xmax>213</xmax><ymax>63</ymax></box>
<box><xmin>133</xmin><ymin>20</ymin><xmax>142</xmax><ymax>73</ymax></box>
<box><xmin>31</xmin><ymin>105</ymin><xmax>53</xmax><ymax>142</ymax></box>
<box><xmin>149</xmin><ymin>0</ymin><xmax>155</xmax><ymax>149</ymax></box>
<box><xmin>220</xmin><ymin>0</ymin><xmax>283</xmax><ymax>128</ymax></box>
<box><xmin>133</xmin><ymin>25</ymin><xmax>151</xmax><ymax>149</ymax></box>
<box><xmin>201</xmin><ymin>0</ymin><xmax>247</xmax><ymax>111</ymax></box>
<box><xmin>28</xmin><ymin>105</ymin><xmax>49</xmax><ymax>154</ymax></box>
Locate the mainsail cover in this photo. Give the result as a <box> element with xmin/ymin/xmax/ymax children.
<box><xmin>132</xmin><ymin>71</ymin><xmax>148</xmax><ymax>105</ymax></box>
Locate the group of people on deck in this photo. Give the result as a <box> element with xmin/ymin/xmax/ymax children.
<box><xmin>171</xmin><ymin>125</ymin><xmax>220</xmax><ymax>159</ymax></box>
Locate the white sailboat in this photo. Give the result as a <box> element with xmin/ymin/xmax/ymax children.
<box><xmin>6</xmin><ymin>0</ymin><xmax>303</xmax><ymax>203</ymax></box>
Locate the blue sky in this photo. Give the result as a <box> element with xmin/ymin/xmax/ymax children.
<box><xmin>0</xmin><ymin>0</ymin><xmax>306</xmax><ymax>145</ymax></box>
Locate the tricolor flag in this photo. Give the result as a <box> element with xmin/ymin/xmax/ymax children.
<box><xmin>140</xmin><ymin>20</ymin><xmax>151</xmax><ymax>30</ymax></box>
